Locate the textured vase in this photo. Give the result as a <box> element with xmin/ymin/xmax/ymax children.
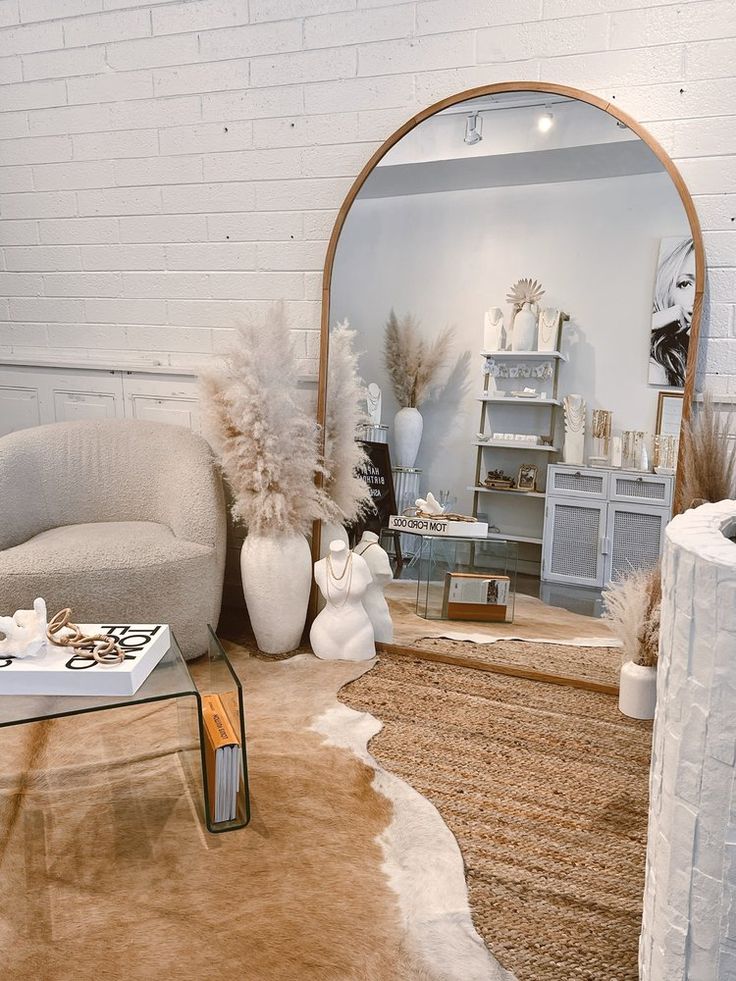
<box><xmin>393</xmin><ymin>406</ymin><xmax>423</xmax><ymax>468</ymax></box>
<box><xmin>618</xmin><ymin>659</ymin><xmax>657</xmax><ymax>720</ymax></box>
<box><xmin>240</xmin><ymin>532</ymin><xmax>312</xmax><ymax>654</ymax></box>
<box><xmin>511</xmin><ymin>302</ymin><xmax>537</xmax><ymax>351</ymax></box>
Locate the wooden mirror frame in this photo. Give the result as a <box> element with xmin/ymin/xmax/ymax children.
<box><xmin>313</xmin><ymin>81</ymin><xmax>705</xmax><ymax>612</ymax></box>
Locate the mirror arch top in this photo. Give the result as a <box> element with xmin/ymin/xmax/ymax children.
<box><xmin>317</xmin><ymin>80</ymin><xmax>705</xmax><ymax>440</ymax></box>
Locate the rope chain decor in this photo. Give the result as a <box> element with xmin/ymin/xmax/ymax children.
<box><xmin>46</xmin><ymin>608</ymin><xmax>126</xmax><ymax>666</ymax></box>
<box><xmin>403</xmin><ymin>506</ymin><xmax>476</xmax><ymax>523</ymax></box>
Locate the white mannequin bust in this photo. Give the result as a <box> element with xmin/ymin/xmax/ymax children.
<box><xmin>310</xmin><ymin>540</ymin><xmax>375</xmax><ymax>661</ymax></box>
<box><xmin>353</xmin><ymin>531</ymin><xmax>393</xmax><ymax>644</ymax></box>
<box><xmin>366</xmin><ymin>382</ymin><xmax>382</xmax><ymax>426</ymax></box>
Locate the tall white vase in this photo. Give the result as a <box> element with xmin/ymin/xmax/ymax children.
<box><xmin>511</xmin><ymin>302</ymin><xmax>537</xmax><ymax>351</ymax></box>
<box><xmin>393</xmin><ymin>406</ymin><xmax>423</xmax><ymax>468</ymax></box>
<box><xmin>618</xmin><ymin>659</ymin><xmax>657</xmax><ymax>720</ymax></box>
<box><xmin>240</xmin><ymin>532</ymin><xmax>312</xmax><ymax>654</ymax></box>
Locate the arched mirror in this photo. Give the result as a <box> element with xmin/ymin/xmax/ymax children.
<box><xmin>317</xmin><ymin>83</ymin><xmax>704</xmax><ymax>685</ymax></box>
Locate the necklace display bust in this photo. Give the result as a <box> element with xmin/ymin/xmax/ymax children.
<box><xmin>562</xmin><ymin>394</ymin><xmax>586</xmax><ymax>466</ymax></box>
<box><xmin>353</xmin><ymin>531</ymin><xmax>393</xmax><ymax>644</ymax></box>
<box><xmin>310</xmin><ymin>540</ymin><xmax>375</xmax><ymax>661</ymax></box>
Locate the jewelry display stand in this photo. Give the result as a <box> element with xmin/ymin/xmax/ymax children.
<box><xmin>0</xmin><ymin>626</ymin><xmax>250</xmax><ymax>835</ymax></box>
<box><xmin>310</xmin><ymin>541</ymin><xmax>375</xmax><ymax>661</ymax></box>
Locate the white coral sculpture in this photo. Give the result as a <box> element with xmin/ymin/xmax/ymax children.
<box><xmin>0</xmin><ymin>597</ymin><xmax>48</xmax><ymax>659</ymax></box>
<box><xmin>506</xmin><ymin>278</ymin><xmax>545</xmax><ymax>312</ymax></box>
<box><xmin>323</xmin><ymin>320</ymin><xmax>373</xmax><ymax>525</ymax></box>
<box><xmin>199</xmin><ymin>305</ymin><xmax>338</xmax><ymax>537</ymax></box>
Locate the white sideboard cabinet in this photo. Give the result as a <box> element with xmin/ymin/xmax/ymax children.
<box><xmin>541</xmin><ymin>464</ymin><xmax>673</xmax><ymax>589</ymax></box>
<box><xmin>0</xmin><ymin>362</ymin><xmax>201</xmax><ymax>438</ymax></box>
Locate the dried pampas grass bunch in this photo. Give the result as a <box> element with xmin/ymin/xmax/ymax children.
<box><xmin>199</xmin><ymin>306</ymin><xmax>333</xmax><ymax>537</ymax></box>
<box><xmin>677</xmin><ymin>391</ymin><xmax>736</xmax><ymax>512</ymax></box>
<box><xmin>323</xmin><ymin>320</ymin><xmax>373</xmax><ymax>525</ymax></box>
<box><xmin>383</xmin><ymin>309</ymin><xmax>453</xmax><ymax>408</ymax></box>
<box><xmin>603</xmin><ymin>565</ymin><xmax>661</xmax><ymax>668</ymax></box>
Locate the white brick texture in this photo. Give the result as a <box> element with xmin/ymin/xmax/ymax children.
<box><xmin>0</xmin><ymin>0</ymin><xmax>733</xmax><ymax>383</ymax></box>
<box><xmin>642</xmin><ymin>502</ymin><xmax>736</xmax><ymax>980</ymax></box>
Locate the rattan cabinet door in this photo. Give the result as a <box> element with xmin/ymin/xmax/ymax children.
<box><xmin>605</xmin><ymin>502</ymin><xmax>668</xmax><ymax>583</ymax></box>
<box><xmin>542</xmin><ymin>498</ymin><xmax>607</xmax><ymax>586</ymax></box>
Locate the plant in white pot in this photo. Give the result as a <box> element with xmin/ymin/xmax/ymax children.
<box><xmin>320</xmin><ymin>320</ymin><xmax>373</xmax><ymax>555</ymax></box>
<box><xmin>383</xmin><ymin>309</ymin><xmax>453</xmax><ymax>468</ymax></box>
<box><xmin>603</xmin><ymin>566</ymin><xmax>661</xmax><ymax>720</ymax></box>
<box><xmin>506</xmin><ymin>277</ymin><xmax>545</xmax><ymax>351</ymax></box>
<box><xmin>200</xmin><ymin>307</ymin><xmax>336</xmax><ymax>655</ymax></box>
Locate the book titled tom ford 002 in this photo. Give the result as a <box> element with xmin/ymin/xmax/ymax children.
<box><xmin>0</xmin><ymin>624</ymin><xmax>171</xmax><ymax>697</ymax></box>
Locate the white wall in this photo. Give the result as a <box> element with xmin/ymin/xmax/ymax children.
<box><xmin>0</xmin><ymin>0</ymin><xmax>734</xmax><ymax>391</ymax></box>
<box><xmin>332</xmin><ymin>170</ymin><xmax>689</xmax><ymax>517</ymax></box>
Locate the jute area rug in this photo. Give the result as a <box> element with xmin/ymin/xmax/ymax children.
<box><xmin>0</xmin><ymin>645</ymin><xmax>508</xmax><ymax>981</ymax></box>
<box><xmin>385</xmin><ymin>581</ymin><xmax>622</xmax><ymax>688</ymax></box>
<box><xmin>341</xmin><ymin>653</ymin><xmax>653</xmax><ymax>981</ymax></box>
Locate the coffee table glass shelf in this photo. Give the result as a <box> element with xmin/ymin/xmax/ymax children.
<box><xmin>0</xmin><ymin>625</ymin><xmax>249</xmax><ymax>835</ymax></box>
<box><xmin>387</xmin><ymin>530</ymin><xmax>519</xmax><ymax>623</ymax></box>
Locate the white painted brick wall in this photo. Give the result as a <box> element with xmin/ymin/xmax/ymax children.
<box><xmin>0</xmin><ymin>0</ymin><xmax>733</xmax><ymax>386</ymax></box>
<box><xmin>641</xmin><ymin>502</ymin><xmax>736</xmax><ymax>980</ymax></box>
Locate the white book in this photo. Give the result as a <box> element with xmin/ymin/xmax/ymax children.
<box><xmin>0</xmin><ymin>624</ymin><xmax>171</xmax><ymax>697</ymax></box>
<box><xmin>388</xmin><ymin>515</ymin><xmax>489</xmax><ymax>538</ymax></box>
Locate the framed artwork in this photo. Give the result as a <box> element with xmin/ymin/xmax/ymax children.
<box><xmin>656</xmin><ymin>391</ymin><xmax>684</xmax><ymax>436</ymax></box>
<box><xmin>649</xmin><ymin>236</ymin><xmax>696</xmax><ymax>388</ymax></box>
<box><xmin>516</xmin><ymin>463</ymin><xmax>538</xmax><ymax>492</ymax></box>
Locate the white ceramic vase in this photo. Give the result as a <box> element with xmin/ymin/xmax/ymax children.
<box><xmin>393</xmin><ymin>406</ymin><xmax>423</xmax><ymax>468</ymax></box>
<box><xmin>511</xmin><ymin>302</ymin><xmax>537</xmax><ymax>351</ymax></box>
<box><xmin>618</xmin><ymin>659</ymin><xmax>657</xmax><ymax>720</ymax></box>
<box><xmin>240</xmin><ymin>532</ymin><xmax>312</xmax><ymax>655</ymax></box>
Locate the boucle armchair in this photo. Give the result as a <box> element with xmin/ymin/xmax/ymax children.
<box><xmin>0</xmin><ymin>419</ymin><xmax>226</xmax><ymax>661</ymax></box>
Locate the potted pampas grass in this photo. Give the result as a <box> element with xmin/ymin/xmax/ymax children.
<box><xmin>321</xmin><ymin>320</ymin><xmax>373</xmax><ymax>554</ymax></box>
<box><xmin>603</xmin><ymin>566</ymin><xmax>661</xmax><ymax>720</ymax></box>
<box><xmin>383</xmin><ymin>310</ymin><xmax>453</xmax><ymax>467</ymax></box>
<box><xmin>200</xmin><ymin>307</ymin><xmax>337</xmax><ymax>655</ymax></box>
<box><xmin>676</xmin><ymin>392</ymin><xmax>736</xmax><ymax>512</ymax></box>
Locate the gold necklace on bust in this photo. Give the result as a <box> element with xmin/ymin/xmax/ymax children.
<box><xmin>325</xmin><ymin>551</ymin><xmax>354</xmax><ymax>607</ymax></box>
<box><xmin>539</xmin><ymin>308</ymin><xmax>559</xmax><ymax>346</ymax></box>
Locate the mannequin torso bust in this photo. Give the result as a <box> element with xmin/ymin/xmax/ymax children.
<box><xmin>310</xmin><ymin>540</ymin><xmax>375</xmax><ymax>661</ymax></box>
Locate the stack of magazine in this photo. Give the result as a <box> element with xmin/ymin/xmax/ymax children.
<box><xmin>202</xmin><ymin>693</ymin><xmax>242</xmax><ymax>824</ymax></box>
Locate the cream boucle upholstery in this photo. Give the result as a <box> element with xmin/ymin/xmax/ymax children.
<box><xmin>0</xmin><ymin>419</ymin><xmax>226</xmax><ymax>660</ymax></box>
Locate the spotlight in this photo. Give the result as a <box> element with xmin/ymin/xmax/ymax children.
<box><xmin>537</xmin><ymin>111</ymin><xmax>554</xmax><ymax>133</ymax></box>
<box><xmin>464</xmin><ymin>111</ymin><xmax>482</xmax><ymax>146</ymax></box>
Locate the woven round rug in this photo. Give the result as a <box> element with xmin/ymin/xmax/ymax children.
<box><xmin>341</xmin><ymin>653</ymin><xmax>653</xmax><ymax>981</ymax></box>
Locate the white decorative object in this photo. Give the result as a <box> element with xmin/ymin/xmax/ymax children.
<box><xmin>611</xmin><ymin>435</ymin><xmax>623</xmax><ymax>468</ymax></box>
<box><xmin>622</xmin><ymin>430</ymin><xmax>647</xmax><ymax>471</ymax></box>
<box><xmin>393</xmin><ymin>405</ymin><xmax>423</xmax><ymax>468</ymax></box>
<box><xmin>618</xmin><ymin>659</ymin><xmax>657</xmax><ymax>719</ymax></box>
<box><xmin>241</xmin><ymin>533</ymin><xmax>312</xmax><ymax>654</ymax></box>
<box><xmin>511</xmin><ymin>302</ymin><xmax>537</xmax><ymax>351</ymax></box>
<box><xmin>483</xmin><ymin>358</ymin><xmax>553</xmax><ymax>380</ymax></box>
<box><xmin>415</xmin><ymin>491</ymin><xmax>445</xmax><ymax>515</ymax></box>
<box><xmin>537</xmin><ymin>307</ymin><xmax>562</xmax><ymax>352</ymax></box>
<box><xmin>354</xmin><ymin>531</ymin><xmax>393</xmax><ymax>644</ymax></box>
<box><xmin>483</xmin><ymin>308</ymin><xmax>504</xmax><ymax>352</ymax></box>
<box><xmin>310</xmin><ymin>541</ymin><xmax>375</xmax><ymax>661</ymax></box>
<box><xmin>506</xmin><ymin>278</ymin><xmax>545</xmax><ymax>351</ymax></box>
<box><xmin>319</xmin><ymin>520</ymin><xmax>349</xmax><ymax>559</ymax></box>
<box><xmin>562</xmin><ymin>394</ymin><xmax>586</xmax><ymax>465</ymax></box>
<box><xmin>0</xmin><ymin>597</ymin><xmax>48</xmax><ymax>660</ymax></box>
<box><xmin>366</xmin><ymin>382</ymin><xmax>382</xmax><ymax>426</ymax></box>
<box><xmin>388</xmin><ymin>515</ymin><xmax>488</xmax><ymax>538</ymax></box>
<box><xmin>641</xmin><ymin>502</ymin><xmax>736</xmax><ymax>981</ymax></box>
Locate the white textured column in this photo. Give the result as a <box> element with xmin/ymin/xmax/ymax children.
<box><xmin>641</xmin><ymin>501</ymin><xmax>736</xmax><ymax>981</ymax></box>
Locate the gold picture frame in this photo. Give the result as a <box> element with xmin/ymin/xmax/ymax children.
<box><xmin>656</xmin><ymin>391</ymin><xmax>684</xmax><ymax>436</ymax></box>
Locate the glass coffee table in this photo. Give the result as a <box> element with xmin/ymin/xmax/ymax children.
<box><xmin>0</xmin><ymin>625</ymin><xmax>250</xmax><ymax>834</ymax></box>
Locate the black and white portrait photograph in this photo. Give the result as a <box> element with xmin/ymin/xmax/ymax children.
<box><xmin>649</xmin><ymin>236</ymin><xmax>695</xmax><ymax>388</ymax></box>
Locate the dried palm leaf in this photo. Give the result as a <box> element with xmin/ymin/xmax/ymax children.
<box><xmin>506</xmin><ymin>277</ymin><xmax>545</xmax><ymax>309</ymax></box>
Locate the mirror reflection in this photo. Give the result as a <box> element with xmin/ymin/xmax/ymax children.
<box><xmin>326</xmin><ymin>89</ymin><xmax>698</xmax><ymax>683</ymax></box>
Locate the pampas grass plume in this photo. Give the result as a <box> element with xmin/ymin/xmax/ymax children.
<box><xmin>323</xmin><ymin>320</ymin><xmax>373</xmax><ymax>524</ymax></box>
<box><xmin>603</xmin><ymin>566</ymin><xmax>661</xmax><ymax>667</ymax></box>
<box><xmin>199</xmin><ymin>305</ymin><xmax>333</xmax><ymax>536</ymax></box>
<box><xmin>677</xmin><ymin>391</ymin><xmax>736</xmax><ymax>511</ymax></box>
<box><xmin>383</xmin><ymin>309</ymin><xmax>453</xmax><ymax>408</ymax></box>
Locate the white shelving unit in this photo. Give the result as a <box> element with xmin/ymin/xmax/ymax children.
<box><xmin>471</xmin><ymin>348</ymin><xmax>565</xmax><ymax>554</ymax></box>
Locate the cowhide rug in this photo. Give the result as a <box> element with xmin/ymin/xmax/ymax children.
<box><xmin>0</xmin><ymin>646</ymin><xmax>512</xmax><ymax>981</ymax></box>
